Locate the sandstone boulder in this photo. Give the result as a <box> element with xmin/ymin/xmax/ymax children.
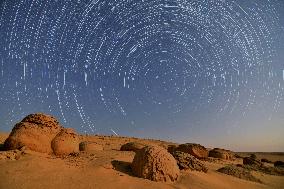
<box><xmin>120</xmin><ymin>142</ymin><xmax>146</xmax><ymax>152</ymax></box>
<box><xmin>79</xmin><ymin>141</ymin><xmax>103</xmax><ymax>151</ymax></box>
<box><xmin>21</xmin><ymin>113</ymin><xmax>61</xmax><ymax>129</ymax></box>
<box><xmin>131</xmin><ymin>146</ymin><xmax>180</xmax><ymax>182</ymax></box>
<box><xmin>174</xmin><ymin>143</ymin><xmax>208</xmax><ymax>159</ymax></box>
<box><xmin>171</xmin><ymin>151</ymin><xmax>208</xmax><ymax>172</ymax></box>
<box><xmin>51</xmin><ymin>128</ymin><xmax>79</xmax><ymax>156</ymax></box>
<box><xmin>4</xmin><ymin>113</ymin><xmax>62</xmax><ymax>153</ymax></box>
<box><xmin>209</xmin><ymin>148</ymin><xmax>234</xmax><ymax>160</ymax></box>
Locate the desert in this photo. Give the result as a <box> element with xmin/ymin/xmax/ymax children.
<box><xmin>0</xmin><ymin>113</ymin><xmax>283</xmax><ymax>189</ymax></box>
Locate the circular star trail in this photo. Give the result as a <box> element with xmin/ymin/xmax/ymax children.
<box><xmin>0</xmin><ymin>0</ymin><xmax>283</xmax><ymax>139</ymax></box>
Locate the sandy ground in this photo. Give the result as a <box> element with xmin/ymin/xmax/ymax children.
<box><xmin>0</xmin><ymin>132</ymin><xmax>283</xmax><ymax>189</ymax></box>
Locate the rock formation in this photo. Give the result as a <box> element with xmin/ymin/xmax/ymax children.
<box><xmin>174</xmin><ymin>143</ymin><xmax>208</xmax><ymax>159</ymax></box>
<box><xmin>171</xmin><ymin>151</ymin><xmax>208</xmax><ymax>172</ymax></box>
<box><xmin>274</xmin><ymin>161</ymin><xmax>284</xmax><ymax>168</ymax></box>
<box><xmin>218</xmin><ymin>165</ymin><xmax>261</xmax><ymax>183</ymax></box>
<box><xmin>51</xmin><ymin>128</ymin><xmax>79</xmax><ymax>156</ymax></box>
<box><xmin>209</xmin><ymin>148</ymin><xmax>235</xmax><ymax>160</ymax></box>
<box><xmin>4</xmin><ymin>113</ymin><xmax>62</xmax><ymax>153</ymax></box>
<box><xmin>167</xmin><ymin>144</ymin><xmax>178</xmax><ymax>154</ymax></box>
<box><xmin>243</xmin><ymin>157</ymin><xmax>263</xmax><ymax>167</ymax></box>
<box><xmin>120</xmin><ymin>142</ymin><xmax>146</xmax><ymax>152</ymax></box>
<box><xmin>131</xmin><ymin>146</ymin><xmax>180</xmax><ymax>182</ymax></box>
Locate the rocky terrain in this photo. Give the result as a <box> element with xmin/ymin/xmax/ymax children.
<box><xmin>0</xmin><ymin>113</ymin><xmax>284</xmax><ymax>189</ymax></box>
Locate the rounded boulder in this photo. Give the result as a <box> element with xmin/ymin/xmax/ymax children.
<box><xmin>51</xmin><ymin>128</ymin><xmax>79</xmax><ymax>156</ymax></box>
<box><xmin>4</xmin><ymin>113</ymin><xmax>62</xmax><ymax>153</ymax></box>
<box><xmin>131</xmin><ymin>146</ymin><xmax>180</xmax><ymax>182</ymax></box>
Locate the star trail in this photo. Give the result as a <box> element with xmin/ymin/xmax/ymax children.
<box><xmin>0</xmin><ymin>0</ymin><xmax>283</xmax><ymax>150</ymax></box>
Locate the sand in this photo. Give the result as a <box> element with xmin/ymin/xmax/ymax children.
<box><xmin>0</xmin><ymin>132</ymin><xmax>283</xmax><ymax>189</ymax></box>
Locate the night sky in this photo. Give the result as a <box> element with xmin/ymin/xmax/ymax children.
<box><xmin>0</xmin><ymin>0</ymin><xmax>284</xmax><ymax>151</ymax></box>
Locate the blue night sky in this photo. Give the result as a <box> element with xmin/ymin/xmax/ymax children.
<box><xmin>0</xmin><ymin>0</ymin><xmax>284</xmax><ymax>151</ymax></box>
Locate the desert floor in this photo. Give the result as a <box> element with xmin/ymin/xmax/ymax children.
<box><xmin>0</xmin><ymin>132</ymin><xmax>283</xmax><ymax>189</ymax></box>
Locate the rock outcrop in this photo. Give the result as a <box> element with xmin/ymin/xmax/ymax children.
<box><xmin>51</xmin><ymin>128</ymin><xmax>79</xmax><ymax>156</ymax></box>
<box><xmin>243</xmin><ymin>157</ymin><xmax>263</xmax><ymax>167</ymax></box>
<box><xmin>174</xmin><ymin>143</ymin><xmax>208</xmax><ymax>159</ymax></box>
<box><xmin>209</xmin><ymin>148</ymin><xmax>234</xmax><ymax>160</ymax></box>
<box><xmin>120</xmin><ymin>142</ymin><xmax>146</xmax><ymax>152</ymax></box>
<box><xmin>131</xmin><ymin>146</ymin><xmax>180</xmax><ymax>182</ymax></box>
<box><xmin>79</xmin><ymin>141</ymin><xmax>103</xmax><ymax>151</ymax></box>
<box><xmin>4</xmin><ymin>113</ymin><xmax>62</xmax><ymax>153</ymax></box>
<box><xmin>171</xmin><ymin>151</ymin><xmax>208</xmax><ymax>172</ymax></box>
<box><xmin>217</xmin><ymin>165</ymin><xmax>261</xmax><ymax>183</ymax></box>
<box><xmin>274</xmin><ymin>161</ymin><xmax>284</xmax><ymax>168</ymax></box>
<box><xmin>167</xmin><ymin>144</ymin><xmax>178</xmax><ymax>154</ymax></box>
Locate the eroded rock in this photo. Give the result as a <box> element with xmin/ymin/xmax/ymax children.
<box><xmin>131</xmin><ymin>146</ymin><xmax>180</xmax><ymax>182</ymax></box>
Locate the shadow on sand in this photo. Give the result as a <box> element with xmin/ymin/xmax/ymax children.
<box><xmin>0</xmin><ymin>143</ymin><xmax>4</xmax><ymax>151</ymax></box>
<box><xmin>111</xmin><ymin>160</ymin><xmax>134</xmax><ymax>176</ymax></box>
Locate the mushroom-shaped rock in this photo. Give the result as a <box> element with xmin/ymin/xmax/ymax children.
<box><xmin>120</xmin><ymin>142</ymin><xmax>146</xmax><ymax>152</ymax></box>
<box><xmin>4</xmin><ymin>113</ymin><xmax>62</xmax><ymax>153</ymax></box>
<box><xmin>131</xmin><ymin>146</ymin><xmax>180</xmax><ymax>182</ymax></box>
<box><xmin>79</xmin><ymin>141</ymin><xmax>103</xmax><ymax>151</ymax></box>
<box><xmin>175</xmin><ymin>143</ymin><xmax>208</xmax><ymax>159</ymax></box>
<box><xmin>209</xmin><ymin>148</ymin><xmax>235</xmax><ymax>160</ymax></box>
<box><xmin>51</xmin><ymin>128</ymin><xmax>79</xmax><ymax>156</ymax></box>
<box><xmin>171</xmin><ymin>151</ymin><xmax>208</xmax><ymax>172</ymax></box>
